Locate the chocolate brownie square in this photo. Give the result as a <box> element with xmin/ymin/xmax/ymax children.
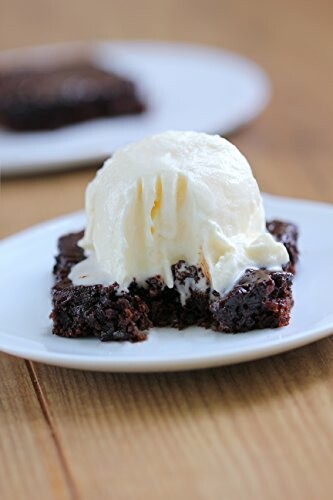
<box><xmin>0</xmin><ymin>62</ymin><xmax>145</xmax><ymax>131</ymax></box>
<box><xmin>50</xmin><ymin>221</ymin><xmax>298</xmax><ymax>342</ymax></box>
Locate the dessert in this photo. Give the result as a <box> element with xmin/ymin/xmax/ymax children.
<box><xmin>51</xmin><ymin>131</ymin><xmax>299</xmax><ymax>341</ymax></box>
<box><xmin>0</xmin><ymin>62</ymin><xmax>145</xmax><ymax>131</ymax></box>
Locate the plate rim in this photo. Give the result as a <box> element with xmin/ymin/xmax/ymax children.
<box><xmin>0</xmin><ymin>324</ymin><xmax>332</xmax><ymax>373</ymax></box>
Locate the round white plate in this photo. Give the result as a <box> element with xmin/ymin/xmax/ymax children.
<box><xmin>0</xmin><ymin>194</ymin><xmax>332</xmax><ymax>372</ymax></box>
<box><xmin>0</xmin><ymin>40</ymin><xmax>270</xmax><ymax>175</ymax></box>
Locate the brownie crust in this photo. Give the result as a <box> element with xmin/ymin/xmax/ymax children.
<box><xmin>50</xmin><ymin>221</ymin><xmax>298</xmax><ymax>342</ymax></box>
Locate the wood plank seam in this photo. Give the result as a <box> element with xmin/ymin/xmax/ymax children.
<box><xmin>25</xmin><ymin>360</ymin><xmax>80</xmax><ymax>500</ymax></box>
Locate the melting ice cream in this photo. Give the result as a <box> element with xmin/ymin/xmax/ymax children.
<box><xmin>70</xmin><ymin>131</ymin><xmax>289</xmax><ymax>293</ymax></box>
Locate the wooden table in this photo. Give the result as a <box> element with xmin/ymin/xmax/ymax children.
<box><xmin>1</xmin><ymin>1</ymin><xmax>333</xmax><ymax>498</ymax></box>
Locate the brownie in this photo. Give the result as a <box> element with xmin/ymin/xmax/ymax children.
<box><xmin>0</xmin><ymin>62</ymin><xmax>145</xmax><ymax>131</ymax></box>
<box><xmin>50</xmin><ymin>221</ymin><xmax>298</xmax><ymax>342</ymax></box>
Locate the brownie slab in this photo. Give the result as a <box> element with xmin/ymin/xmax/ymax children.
<box><xmin>0</xmin><ymin>62</ymin><xmax>145</xmax><ymax>131</ymax></box>
<box><xmin>51</xmin><ymin>221</ymin><xmax>298</xmax><ymax>342</ymax></box>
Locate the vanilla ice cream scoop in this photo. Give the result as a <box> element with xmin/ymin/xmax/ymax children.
<box><xmin>70</xmin><ymin>131</ymin><xmax>289</xmax><ymax>292</ymax></box>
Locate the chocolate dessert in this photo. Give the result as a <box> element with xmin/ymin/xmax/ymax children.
<box><xmin>50</xmin><ymin>132</ymin><xmax>299</xmax><ymax>342</ymax></box>
<box><xmin>0</xmin><ymin>62</ymin><xmax>145</xmax><ymax>131</ymax></box>
<box><xmin>51</xmin><ymin>221</ymin><xmax>298</xmax><ymax>342</ymax></box>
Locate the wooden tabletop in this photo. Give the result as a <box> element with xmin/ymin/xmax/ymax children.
<box><xmin>1</xmin><ymin>1</ymin><xmax>333</xmax><ymax>499</ymax></box>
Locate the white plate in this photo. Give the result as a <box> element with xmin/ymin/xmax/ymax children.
<box><xmin>1</xmin><ymin>194</ymin><xmax>332</xmax><ymax>372</ymax></box>
<box><xmin>0</xmin><ymin>40</ymin><xmax>270</xmax><ymax>175</ymax></box>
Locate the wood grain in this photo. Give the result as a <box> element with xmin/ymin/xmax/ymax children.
<box><xmin>32</xmin><ymin>342</ymin><xmax>333</xmax><ymax>500</ymax></box>
<box><xmin>1</xmin><ymin>0</ymin><xmax>333</xmax><ymax>498</ymax></box>
<box><xmin>0</xmin><ymin>356</ymin><xmax>72</xmax><ymax>500</ymax></box>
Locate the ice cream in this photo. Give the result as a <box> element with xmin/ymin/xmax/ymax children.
<box><xmin>69</xmin><ymin>131</ymin><xmax>289</xmax><ymax>293</ymax></box>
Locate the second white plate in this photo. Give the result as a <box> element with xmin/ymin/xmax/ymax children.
<box><xmin>0</xmin><ymin>40</ymin><xmax>270</xmax><ymax>175</ymax></box>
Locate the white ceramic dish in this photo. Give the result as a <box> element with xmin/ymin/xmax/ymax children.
<box><xmin>0</xmin><ymin>40</ymin><xmax>270</xmax><ymax>175</ymax></box>
<box><xmin>1</xmin><ymin>194</ymin><xmax>332</xmax><ymax>372</ymax></box>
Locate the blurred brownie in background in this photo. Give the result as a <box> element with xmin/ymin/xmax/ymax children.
<box><xmin>0</xmin><ymin>62</ymin><xmax>145</xmax><ymax>131</ymax></box>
